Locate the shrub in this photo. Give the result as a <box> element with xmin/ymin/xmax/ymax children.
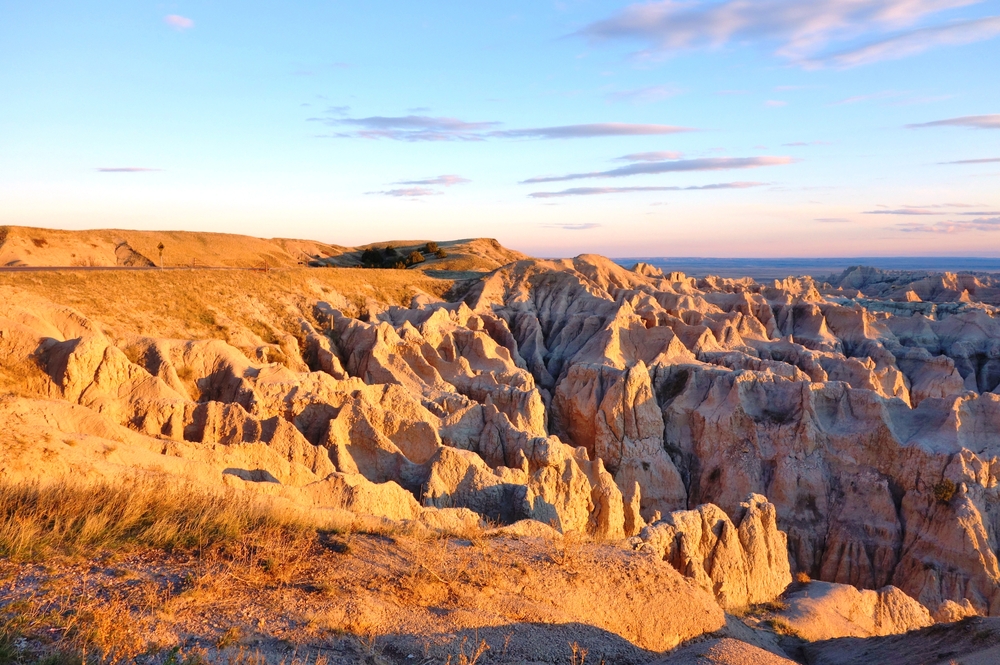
<box><xmin>934</xmin><ymin>479</ymin><xmax>956</xmax><ymax>504</ymax></box>
<box><xmin>435</xmin><ymin>249</ymin><xmax>448</xmax><ymax>259</ymax></box>
<box><xmin>795</xmin><ymin>571</ymin><xmax>811</xmax><ymax>584</ymax></box>
<box><xmin>406</xmin><ymin>251</ymin><xmax>425</xmax><ymax>266</ymax></box>
<box><xmin>425</xmin><ymin>242</ymin><xmax>439</xmax><ymax>254</ymax></box>
<box><xmin>360</xmin><ymin>248</ymin><xmax>383</xmax><ymax>268</ymax></box>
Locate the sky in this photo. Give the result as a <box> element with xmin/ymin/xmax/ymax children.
<box><xmin>1</xmin><ymin>1</ymin><xmax>999</xmax><ymax>257</ymax></box>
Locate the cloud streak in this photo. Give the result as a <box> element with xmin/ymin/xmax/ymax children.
<box><xmin>939</xmin><ymin>157</ymin><xmax>1000</xmax><ymax>164</ymax></box>
<box><xmin>491</xmin><ymin>122</ymin><xmax>695</xmax><ymax>139</ymax></box>
<box><xmin>907</xmin><ymin>114</ymin><xmax>1000</xmax><ymax>129</ymax></box>
<box><xmin>864</xmin><ymin>207</ymin><xmax>940</xmax><ymax>215</ymax></box>
<box><xmin>393</xmin><ymin>175</ymin><xmax>470</xmax><ymax>186</ymax></box>
<box><xmin>542</xmin><ymin>223</ymin><xmax>602</xmax><ymax>230</ymax></box>
<box><xmin>615</xmin><ymin>151</ymin><xmax>685</xmax><ymax>162</ymax></box>
<box><xmin>368</xmin><ymin>187</ymin><xmax>441</xmax><ymax>197</ymax></box>
<box><xmin>314</xmin><ymin>115</ymin><xmax>501</xmax><ymax>141</ymax></box>
<box><xmin>522</xmin><ymin>156</ymin><xmax>796</xmax><ymax>184</ymax></box>
<box><xmin>528</xmin><ymin>181</ymin><xmax>766</xmax><ymax>198</ymax></box>
<box><xmin>811</xmin><ymin>16</ymin><xmax>1000</xmax><ymax>68</ymax></box>
<box><xmin>311</xmin><ymin>114</ymin><xmax>697</xmax><ymax>141</ymax></box>
<box><xmin>577</xmin><ymin>0</ymin><xmax>996</xmax><ymax>67</ymax></box>
<box><xmin>898</xmin><ymin>216</ymin><xmax>1000</xmax><ymax>233</ymax></box>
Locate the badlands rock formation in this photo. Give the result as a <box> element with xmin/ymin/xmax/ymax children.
<box><xmin>3</xmin><ymin>242</ymin><xmax>1000</xmax><ymax>631</ymax></box>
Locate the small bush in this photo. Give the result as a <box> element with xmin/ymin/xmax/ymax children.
<box><xmin>795</xmin><ymin>571</ymin><xmax>811</xmax><ymax>584</ymax></box>
<box><xmin>934</xmin><ymin>479</ymin><xmax>956</xmax><ymax>504</ymax></box>
<box><xmin>406</xmin><ymin>251</ymin><xmax>425</xmax><ymax>266</ymax></box>
<box><xmin>425</xmin><ymin>242</ymin><xmax>439</xmax><ymax>254</ymax></box>
<box><xmin>435</xmin><ymin>249</ymin><xmax>448</xmax><ymax>259</ymax></box>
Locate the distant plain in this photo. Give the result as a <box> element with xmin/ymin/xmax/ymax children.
<box><xmin>613</xmin><ymin>257</ymin><xmax>1000</xmax><ymax>280</ymax></box>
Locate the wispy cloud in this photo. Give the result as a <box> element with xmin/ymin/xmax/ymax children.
<box><xmin>907</xmin><ymin>114</ymin><xmax>1000</xmax><ymax>129</ymax></box>
<box><xmin>95</xmin><ymin>167</ymin><xmax>162</xmax><ymax>172</ymax></box>
<box><xmin>939</xmin><ymin>157</ymin><xmax>1000</xmax><ymax>164</ymax></box>
<box><xmin>816</xmin><ymin>217</ymin><xmax>851</xmax><ymax>223</ymax></box>
<box><xmin>897</xmin><ymin>216</ymin><xmax>1000</xmax><ymax>233</ymax></box>
<box><xmin>615</xmin><ymin>151</ymin><xmax>684</xmax><ymax>162</ymax></box>
<box><xmin>393</xmin><ymin>175</ymin><xmax>470</xmax><ymax>186</ymax></box>
<box><xmin>492</xmin><ymin>122</ymin><xmax>695</xmax><ymax>139</ymax></box>
<box><xmin>810</xmin><ymin>16</ymin><xmax>1000</xmax><ymax>68</ymax></box>
<box><xmin>367</xmin><ymin>187</ymin><xmax>441</xmax><ymax>197</ymax></box>
<box><xmin>310</xmin><ymin>114</ymin><xmax>696</xmax><ymax>141</ymax></box>
<box><xmin>542</xmin><ymin>222</ymin><xmax>602</xmax><ymax>230</ymax></box>
<box><xmin>312</xmin><ymin>115</ymin><xmax>501</xmax><ymax>141</ymax></box>
<box><xmin>529</xmin><ymin>181</ymin><xmax>765</xmax><ymax>198</ymax></box>
<box><xmin>164</xmin><ymin>15</ymin><xmax>194</xmax><ymax>30</ymax></box>
<box><xmin>605</xmin><ymin>85</ymin><xmax>683</xmax><ymax>104</ymax></box>
<box><xmin>865</xmin><ymin>207</ymin><xmax>940</xmax><ymax>215</ymax></box>
<box><xmin>522</xmin><ymin>156</ymin><xmax>795</xmax><ymax>184</ymax></box>
<box><xmin>577</xmin><ymin>0</ymin><xmax>996</xmax><ymax>67</ymax></box>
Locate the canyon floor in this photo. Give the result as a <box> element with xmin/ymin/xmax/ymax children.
<box><xmin>3</xmin><ymin>226</ymin><xmax>1000</xmax><ymax>663</ymax></box>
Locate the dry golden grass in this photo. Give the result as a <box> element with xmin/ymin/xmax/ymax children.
<box><xmin>0</xmin><ymin>477</ymin><xmax>310</xmax><ymax>561</ymax></box>
<box><xmin>0</xmin><ymin>355</ymin><xmax>52</xmax><ymax>398</ymax></box>
<box><xmin>0</xmin><ymin>268</ymin><xmax>455</xmax><ymax>341</ymax></box>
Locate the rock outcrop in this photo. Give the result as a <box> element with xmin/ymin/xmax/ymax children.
<box><xmin>4</xmin><ymin>248</ymin><xmax>1000</xmax><ymax>622</ymax></box>
<box><xmin>776</xmin><ymin>581</ymin><xmax>933</xmax><ymax>641</ymax></box>
<box><xmin>640</xmin><ymin>494</ymin><xmax>791</xmax><ymax>609</ymax></box>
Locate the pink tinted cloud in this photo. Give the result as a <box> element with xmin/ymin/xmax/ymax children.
<box><xmin>165</xmin><ymin>15</ymin><xmax>194</xmax><ymax>31</ymax></box>
<box><xmin>579</xmin><ymin>0</ymin><xmax>992</xmax><ymax>67</ymax></box>
<box><xmin>394</xmin><ymin>175</ymin><xmax>471</xmax><ymax>187</ymax></box>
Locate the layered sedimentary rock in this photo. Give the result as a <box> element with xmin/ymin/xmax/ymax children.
<box><xmin>4</xmin><ymin>252</ymin><xmax>1000</xmax><ymax>621</ymax></box>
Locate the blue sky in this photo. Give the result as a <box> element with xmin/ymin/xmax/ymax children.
<box><xmin>2</xmin><ymin>1</ymin><xmax>999</xmax><ymax>257</ymax></box>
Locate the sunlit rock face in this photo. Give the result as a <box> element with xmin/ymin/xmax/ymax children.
<box><xmin>4</xmin><ymin>254</ymin><xmax>1000</xmax><ymax>619</ymax></box>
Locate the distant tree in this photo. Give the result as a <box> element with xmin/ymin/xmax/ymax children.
<box><xmin>434</xmin><ymin>249</ymin><xmax>448</xmax><ymax>259</ymax></box>
<box><xmin>157</xmin><ymin>242</ymin><xmax>165</xmax><ymax>268</ymax></box>
<box><xmin>406</xmin><ymin>251</ymin><xmax>425</xmax><ymax>267</ymax></box>
<box><xmin>361</xmin><ymin>247</ymin><xmax>383</xmax><ymax>268</ymax></box>
<box><xmin>425</xmin><ymin>241</ymin><xmax>439</xmax><ymax>254</ymax></box>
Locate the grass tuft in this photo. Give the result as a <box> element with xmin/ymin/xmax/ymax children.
<box><xmin>0</xmin><ymin>477</ymin><xmax>307</xmax><ymax>560</ymax></box>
